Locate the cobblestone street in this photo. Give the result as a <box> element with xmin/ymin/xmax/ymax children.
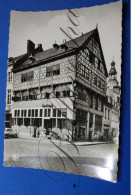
<box><xmin>4</xmin><ymin>137</ymin><xmax>118</xmax><ymax>182</ymax></box>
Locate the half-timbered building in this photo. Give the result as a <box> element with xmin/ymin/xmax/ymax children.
<box><xmin>9</xmin><ymin>28</ymin><xmax>108</xmax><ymax>141</ymax></box>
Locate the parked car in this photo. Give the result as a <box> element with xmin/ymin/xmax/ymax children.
<box><xmin>4</xmin><ymin>128</ymin><xmax>19</xmax><ymax>139</ymax></box>
<box><xmin>45</xmin><ymin>130</ymin><xmax>60</xmax><ymax>140</ymax></box>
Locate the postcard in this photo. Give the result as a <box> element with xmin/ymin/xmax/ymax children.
<box><xmin>4</xmin><ymin>0</ymin><xmax>122</xmax><ymax>183</ymax></box>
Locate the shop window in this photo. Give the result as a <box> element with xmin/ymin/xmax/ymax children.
<box><xmin>18</xmin><ymin>118</ymin><xmax>23</xmax><ymax>126</ymax></box>
<box><xmin>52</xmin><ymin>119</ymin><xmax>56</xmax><ymax>128</ymax></box>
<box><xmin>24</xmin><ymin>118</ymin><xmax>30</xmax><ymax>126</ymax></box>
<box><xmin>58</xmin><ymin>119</ymin><xmax>62</xmax><ymax>129</ymax></box>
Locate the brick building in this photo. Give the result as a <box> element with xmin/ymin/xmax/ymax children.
<box><xmin>8</xmin><ymin>28</ymin><xmax>109</xmax><ymax>141</ymax></box>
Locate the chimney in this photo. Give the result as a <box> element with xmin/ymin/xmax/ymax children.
<box><xmin>27</xmin><ymin>40</ymin><xmax>35</xmax><ymax>56</ymax></box>
<box><xmin>37</xmin><ymin>44</ymin><xmax>43</xmax><ymax>52</ymax></box>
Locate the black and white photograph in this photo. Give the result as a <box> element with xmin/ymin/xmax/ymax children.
<box><xmin>4</xmin><ymin>1</ymin><xmax>122</xmax><ymax>183</ymax></box>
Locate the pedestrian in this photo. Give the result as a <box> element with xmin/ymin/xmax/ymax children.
<box><xmin>89</xmin><ymin>128</ymin><xmax>93</xmax><ymax>141</ymax></box>
<box><xmin>37</xmin><ymin>128</ymin><xmax>40</xmax><ymax>138</ymax></box>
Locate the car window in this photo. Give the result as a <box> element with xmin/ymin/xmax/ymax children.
<box><xmin>7</xmin><ymin>129</ymin><xmax>12</xmax><ymax>131</ymax></box>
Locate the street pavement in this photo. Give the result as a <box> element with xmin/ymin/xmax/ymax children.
<box><xmin>4</xmin><ymin>137</ymin><xmax>118</xmax><ymax>182</ymax></box>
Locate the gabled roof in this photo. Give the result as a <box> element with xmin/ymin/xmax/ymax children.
<box><xmin>12</xmin><ymin>28</ymin><xmax>108</xmax><ymax>76</ymax></box>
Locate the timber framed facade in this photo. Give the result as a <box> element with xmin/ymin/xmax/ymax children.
<box><xmin>8</xmin><ymin>28</ymin><xmax>120</xmax><ymax>141</ymax></box>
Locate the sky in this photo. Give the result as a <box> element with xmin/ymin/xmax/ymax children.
<box><xmin>8</xmin><ymin>1</ymin><xmax>122</xmax><ymax>83</ymax></box>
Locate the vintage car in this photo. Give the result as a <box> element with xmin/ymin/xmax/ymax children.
<box><xmin>4</xmin><ymin>128</ymin><xmax>19</xmax><ymax>139</ymax></box>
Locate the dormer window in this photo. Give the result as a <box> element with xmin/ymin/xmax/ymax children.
<box><xmin>53</xmin><ymin>43</ymin><xmax>59</xmax><ymax>50</ymax></box>
<box><xmin>60</xmin><ymin>44</ymin><xmax>68</xmax><ymax>50</ymax></box>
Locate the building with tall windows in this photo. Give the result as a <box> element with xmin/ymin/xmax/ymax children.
<box><xmin>9</xmin><ymin>28</ymin><xmax>109</xmax><ymax>140</ymax></box>
<box><xmin>106</xmin><ymin>60</ymin><xmax>120</xmax><ymax>140</ymax></box>
<box><xmin>5</xmin><ymin>58</ymin><xmax>14</xmax><ymax>128</ymax></box>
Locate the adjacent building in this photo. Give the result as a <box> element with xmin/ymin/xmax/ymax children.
<box><xmin>107</xmin><ymin>60</ymin><xmax>120</xmax><ymax>140</ymax></box>
<box><xmin>5</xmin><ymin>58</ymin><xmax>14</xmax><ymax>128</ymax></box>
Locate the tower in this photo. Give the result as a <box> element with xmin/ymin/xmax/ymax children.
<box><xmin>107</xmin><ymin>59</ymin><xmax>118</xmax><ymax>89</ymax></box>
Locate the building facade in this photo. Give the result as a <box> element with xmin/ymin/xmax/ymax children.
<box><xmin>8</xmin><ymin>28</ymin><xmax>112</xmax><ymax>141</ymax></box>
<box><xmin>106</xmin><ymin>60</ymin><xmax>120</xmax><ymax>140</ymax></box>
<box><xmin>5</xmin><ymin>58</ymin><xmax>14</xmax><ymax>128</ymax></box>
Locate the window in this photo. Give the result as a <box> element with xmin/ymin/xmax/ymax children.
<box><xmin>48</xmin><ymin>109</ymin><xmax>51</xmax><ymax>117</ymax></box>
<box><xmin>8</xmin><ymin>72</ymin><xmax>12</xmax><ymax>82</ymax></box>
<box><xmin>18</xmin><ymin>118</ymin><xmax>23</xmax><ymax>126</ymax></box>
<box><xmin>93</xmin><ymin>77</ymin><xmax>97</xmax><ymax>85</ymax></box>
<box><xmin>17</xmin><ymin>110</ymin><xmax>20</xmax><ymax>117</ymax></box>
<box><xmin>67</xmin><ymin>90</ymin><xmax>70</xmax><ymax>97</ymax></box>
<box><xmin>56</xmin><ymin>91</ymin><xmax>60</xmax><ymax>98</ymax></box>
<box><xmin>98</xmin><ymin>60</ymin><xmax>100</xmax><ymax>70</ymax></box>
<box><xmin>46</xmin><ymin>64</ymin><xmax>60</xmax><ymax>77</ymax></box>
<box><xmin>24</xmin><ymin>118</ymin><xmax>30</xmax><ymax>126</ymax></box>
<box><xmin>53</xmin><ymin>69</ymin><xmax>60</xmax><ymax>75</ymax></box>
<box><xmin>57</xmin><ymin>109</ymin><xmax>61</xmax><ymax>117</ymax></box>
<box><xmin>98</xmin><ymin>80</ymin><xmax>101</xmax><ymax>88</ymax></box>
<box><xmin>53</xmin><ymin>109</ymin><xmax>56</xmax><ymax>117</ymax></box>
<box><xmin>45</xmin><ymin>92</ymin><xmax>50</xmax><ymax>99</ymax></box>
<box><xmin>63</xmin><ymin>90</ymin><xmax>70</xmax><ymax>97</ymax></box>
<box><xmin>105</xmin><ymin>108</ymin><xmax>107</xmax><ymax>119</ymax></box>
<box><xmin>44</xmin><ymin>109</ymin><xmax>47</xmax><ymax>117</ymax></box>
<box><xmin>28</xmin><ymin>110</ymin><xmax>31</xmax><ymax>117</ymax></box>
<box><xmin>21</xmin><ymin>71</ymin><xmax>34</xmax><ymax>82</ymax></box>
<box><xmin>95</xmin><ymin>96</ymin><xmax>98</xmax><ymax>110</ymax></box>
<box><xmin>7</xmin><ymin>89</ymin><xmax>11</xmax><ymax>104</ymax></box>
<box><xmin>89</xmin><ymin>52</ymin><xmax>95</xmax><ymax>65</ymax></box>
<box><xmin>24</xmin><ymin>110</ymin><xmax>27</xmax><ymax>117</ymax></box>
<box><xmin>21</xmin><ymin>110</ymin><xmax>24</xmax><ymax>117</ymax></box>
<box><xmin>62</xmin><ymin>108</ymin><xmax>67</xmax><ymax>117</ymax></box>
<box><xmin>14</xmin><ymin>110</ymin><xmax>17</xmax><ymax>117</ymax></box>
<box><xmin>32</xmin><ymin>109</ymin><xmax>34</xmax><ymax>117</ymax></box>
<box><xmin>35</xmin><ymin>109</ymin><xmax>38</xmax><ymax>117</ymax></box>
<box><xmin>40</xmin><ymin>109</ymin><xmax>43</xmax><ymax>117</ymax></box>
<box><xmin>108</xmin><ymin>109</ymin><xmax>110</xmax><ymax>120</ymax></box>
